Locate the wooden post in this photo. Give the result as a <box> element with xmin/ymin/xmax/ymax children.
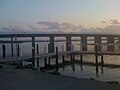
<box><xmin>80</xmin><ymin>53</ymin><xmax>83</xmax><ymax>71</ymax></box>
<box><xmin>11</xmin><ymin>37</ymin><xmax>14</xmax><ymax>57</ymax></box>
<box><xmin>44</xmin><ymin>58</ymin><xmax>47</xmax><ymax>67</ymax></box>
<box><xmin>17</xmin><ymin>44</ymin><xmax>20</xmax><ymax>57</ymax></box>
<box><xmin>95</xmin><ymin>43</ymin><xmax>98</xmax><ymax>76</ymax></box>
<box><xmin>36</xmin><ymin>44</ymin><xmax>39</xmax><ymax>66</ymax></box>
<box><xmin>32</xmin><ymin>37</ymin><xmax>35</xmax><ymax>66</ymax></box>
<box><xmin>101</xmin><ymin>55</ymin><xmax>104</xmax><ymax>74</ymax></box>
<box><xmin>56</xmin><ymin>47</ymin><xmax>58</xmax><ymax>66</ymax></box>
<box><xmin>101</xmin><ymin>55</ymin><xmax>104</xmax><ymax>65</ymax></box>
<box><xmin>95</xmin><ymin>43</ymin><xmax>98</xmax><ymax>65</ymax></box>
<box><xmin>62</xmin><ymin>45</ymin><xmax>65</xmax><ymax>63</ymax></box>
<box><xmin>2</xmin><ymin>44</ymin><xmax>6</xmax><ymax>58</ymax></box>
<box><xmin>62</xmin><ymin>55</ymin><xmax>65</xmax><ymax>63</ymax></box>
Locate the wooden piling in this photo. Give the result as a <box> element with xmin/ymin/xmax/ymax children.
<box><xmin>95</xmin><ymin>43</ymin><xmax>98</xmax><ymax>76</ymax></box>
<box><xmin>36</xmin><ymin>44</ymin><xmax>39</xmax><ymax>66</ymax></box>
<box><xmin>2</xmin><ymin>44</ymin><xmax>6</xmax><ymax>58</ymax></box>
<box><xmin>80</xmin><ymin>54</ymin><xmax>83</xmax><ymax>71</ymax></box>
<box><xmin>17</xmin><ymin>44</ymin><xmax>20</xmax><ymax>57</ymax></box>
<box><xmin>56</xmin><ymin>47</ymin><xmax>58</xmax><ymax>66</ymax></box>
<box><xmin>101</xmin><ymin>55</ymin><xmax>104</xmax><ymax>65</ymax></box>
<box><xmin>62</xmin><ymin>55</ymin><xmax>65</xmax><ymax>63</ymax></box>
<box><xmin>32</xmin><ymin>37</ymin><xmax>35</xmax><ymax>66</ymax></box>
<box><xmin>44</xmin><ymin>58</ymin><xmax>47</xmax><ymax>67</ymax></box>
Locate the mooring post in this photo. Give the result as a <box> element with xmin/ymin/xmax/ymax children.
<box><xmin>36</xmin><ymin>44</ymin><xmax>39</xmax><ymax>66</ymax></box>
<box><xmin>101</xmin><ymin>55</ymin><xmax>104</xmax><ymax>74</ymax></box>
<box><xmin>95</xmin><ymin>43</ymin><xmax>98</xmax><ymax>76</ymax></box>
<box><xmin>80</xmin><ymin>54</ymin><xmax>83</xmax><ymax>71</ymax></box>
<box><xmin>80</xmin><ymin>43</ymin><xmax>83</xmax><ymax>70</ymax></box>
<box><xmin>101</xmin><ymin>55</ymin><xmax>104</xmax><ymax>65</ymax></box>
<box><xmin>11</xmin><ymin>37</ymin><xmax>14</xmax><ymax>57</ymax></box>
<box><xmin>32</xmin><ymin>37</ymin><xmax>35</xmax><ymax>66</ymax></box>
<box><xmin>62</xmin><ymin>55</ymin><xmax>65</xmax><ymax>63</ymax></box>
<box><xmin>2</xmin><ymin>44</ymin><xmax>6</xmax><ymax>58</ymax></box>
<box><xmin>17</xmin><ymin>44</ymin><xmax>22</xmax><ymax>65</ymax></box>
<box><xmin>17</xmin><ymin>44</ymin><xmax>20</xmax><ymax>57</ymax></box>
<box><xmin>44</xmin><ymin>58</ymin><xmax>47</xmax><ymax>67</ymax></box>
<box><xmin>56</xmin><ymin>47</ymin><xmax>58</xmax><ymax>66</ymax></box>
<box><xmin>95</xmin><ymin>43</ymin><xmax>98</xmax><ymax>65</ymax></box>
<box><xmin>62</xmin><ymin>45</ymin><xmax>65</xmax><ymax>63</ymax></box>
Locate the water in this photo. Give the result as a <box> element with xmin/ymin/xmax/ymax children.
<box><xmin>1</xmin><ymin>40</ymin><xmax>120</xmax><ymax>83</ymax></box>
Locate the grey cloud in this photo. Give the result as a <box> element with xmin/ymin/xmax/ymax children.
<box><xmin>36</xmin><ymin>21</ymin><xmax>60</xmax><ymax>29</ymax></box>
<box><xmin>102</xmin><ymin>21</ymin><xmax>106</xmax><ymax>24</ymax></box>
<box><xmin>111</xmin><ymin>19</ymin><xmax>120</xmax><ymax>24</ymax></box>
<box><xmin>28</xmin><ymin>25</ymin><xmax>39</xmax><ymax>30</ymax></box>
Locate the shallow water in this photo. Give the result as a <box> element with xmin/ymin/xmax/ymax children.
<box><xmin>1</xmin><ymin>40</ymin><xmax>120</xmax><ymax>83</ymax></box>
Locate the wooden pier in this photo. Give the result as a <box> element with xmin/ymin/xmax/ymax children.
<box><xmin>1</xmin><ymin>33</ymin><xmax>120</xmax><ymax>70</ymax></box>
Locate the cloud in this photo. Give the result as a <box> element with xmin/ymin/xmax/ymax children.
<box><xmin>102</xmin><ymin>21</ymin><xmax>106</xmax><ymax>24</ymax></box>
<box><xmin>1</xmin><ymin>21</ymin><xmax>120</xmax><ymax>34</ymax></box>
<box><xmin>28</xmin><ymin>25</ymin><xmax>39</xmax><ymax>30</ymax></box>
<box><xmin>1</xmin><ymin>26</ymin><xmax>29</xmax><ymax>33</ymax></box>
<box><xmin>36</xmin><ymin>21</ymin><xmax>60</xmax><ymax>29</ymax></box>
<box><xmin>111</xmin><ymin>19</ymin><xmax>120</xmax><ymax>24</ymax></box>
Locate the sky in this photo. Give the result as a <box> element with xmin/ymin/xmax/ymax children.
<box><xmin>0</xmin><ymin>0</ymin><xmax>120</xmax><ymax>33</ymax></box>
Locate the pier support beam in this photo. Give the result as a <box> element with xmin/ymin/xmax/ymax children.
<box><xmin>95</xmin><ymin>36</ymin><xmax>101</xmax><ymax>51</ymax></box>
<box><xmin>66</xmin><ymin>36</ymin><xmax>72</xmax><ymax>51</ymax></box>
<box><xmin>48</xmin><ymin>36</ymin><xmax>54</xmax><ymax>53</ymax></box>
<box><xmin>32</xmin><ymin>37</ymin><xmax>35</xmax><ymax>66</ymax></box>
<box><xmin>107</xmin><ymin>36</ymin><xmax>115</xmax><ymax>52</ymax></box>
<box><xmin>81</xmin><ymin>36</ymin><xmax>87</xmax><ymax>51</ymax></box>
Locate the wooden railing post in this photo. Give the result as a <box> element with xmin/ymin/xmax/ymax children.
<box><xmin>56</xmin><ymin>47</ymin><xmax>58</xmax><ymax>66</ymax></box>
<box><xmin>2</xmin><ymin>44</ymin><xmax>6</xmax><ymax>58</ymax></box>
<box><xmin>36</xmin><ymin>44</ymin><xmax>39</xmax><ymax>66</ymax></box>
<box><xmin>95</xmin><ymin>43</ymin><xmax>98</xmax><ymax>76</ymax></box>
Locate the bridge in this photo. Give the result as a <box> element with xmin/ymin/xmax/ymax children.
<box><xmin>0</xmin><ymin>33</ymin><xmax>120</xmax><ymax>67</ymax></box>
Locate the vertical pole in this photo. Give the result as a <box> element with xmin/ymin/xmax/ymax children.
<box><xmin>62</xmin><ymin>55</ymin><xmax>65</xmax><ymax>63</ymax></box>
<box><xmin>32</xmin><ymin>37</ymin><xmax>35</xmax><ymax>66</ymax></box>
<box><xmin>11</xmin><ymin>37</ymin><xmax>14</xmax><ymax>57</ymax></box>
<box><xmin>80</xmin><ymin>54</ymin><xmax>83</xmax><ymax>71</ymax></box>
<box><xmin>2</xmin><ymin>44</ymin><xmax>6</xmax><ymax>58</ymax></box>
<box><xmin>101</xmin><ymin>55</ymin><xmax>104</xmax><ymax>74</ymax></box>
<box><xmin>36</xmin><ymin>44</ymin><xmax>39</xmax><ymax>66</ymax></box>
<box><xmin>62</xmin><ymin>45</ymin><xmax>65</xmax><ymax>63</ymax></box>
<box><xmin>17</xmin><ymin>44</ymin><xmax>22</xmax><ymax>66</ymax></box>
<box><xmin>17</xmin><ymin>44</ymin><xmax>20</xmax><ymax>57</ymax></box>
<box><xmin>80</xmin><ymin>43</ymin><xmax>83</xmax><ymax>70</ymax></box>
<box><xmin>56</xmin><ymin>47</ymin><xmax>58</xmax><ymax>66</ymax></box>
<box><xmin>95</xmin><ymin>43</ymin><xmax>98</xmax><ymax>76</ymax></box>
<box><xmin>44</xmin><ymin>58</ymin><xmax>47</xmax><ymax>67</ymax></box>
